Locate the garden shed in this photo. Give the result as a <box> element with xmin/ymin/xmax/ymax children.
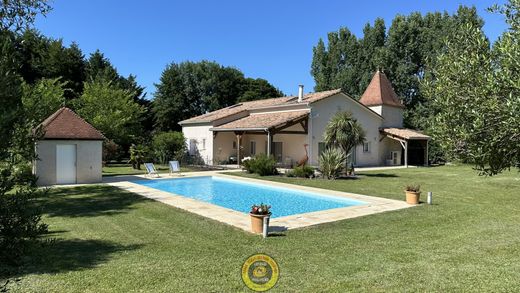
<box><xmin>33</xmin><ymin>107</ymin><xmax>105</xmax><ymax>186</ymax></box>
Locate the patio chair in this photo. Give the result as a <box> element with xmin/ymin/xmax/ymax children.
<box><xmin>169</xmin><ymin>160</ymin><xmax>181</xmax><ymax>176</ymax></box>
<box><xmin>144</xmin><ymin>163</ymin><xmax>160</xmax><ymax>178</ymax></box>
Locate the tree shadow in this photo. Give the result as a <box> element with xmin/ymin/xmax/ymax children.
<box><xmin>40</xmin><ymin>185</ymin><xmax>149</xmax><ymax>218</ymax></box>
<box><xmin>359</xmin><ymin>173</ymin><xmax>399</xmax><ymax>178</ymax></box>
<box><xmin>1</xmin><ymin>238</ymin><xmax>142</xmax><ymax>280</ymax></box>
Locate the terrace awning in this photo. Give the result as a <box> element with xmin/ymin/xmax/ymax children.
<box><xmin>210</xmin><ymin>110</ymin><xmax>309</xmax><ymax>165</ymax></box>
<box><xmin>380</xmin><ymin>128</ymin><xmax>431</xmax><ymax>167</ymax></box>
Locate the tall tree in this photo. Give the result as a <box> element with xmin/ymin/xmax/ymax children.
<box><xmin>423</xmin><ymin>23</ymin><xmax>505</xmax><ymax>173</ymax></box>
<box><xmin>21</xmin><ymin>77</ymin><xmax>66</xmax><ymax>124</ymax></box>
<box><xmin>0</xmin><ymin>31</ymin><xmax>22</xmax><ymax>158</ymax></box>
<box><xmin>76</xmin><ymin>78</ymin><xmax>144</xmax><ymax>147</ymax></box>
<box><xmin>153</xmin><ymin>60</ymin><xmax>281</xmax><ymax>131</ymax></box>
<box><xmin>0</xmin><ymin>0</ymin><xmax>51</xmax><ymax>32</ymax></box>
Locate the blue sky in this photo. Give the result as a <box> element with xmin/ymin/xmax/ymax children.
<box><xmin>35</xmin><ymin>0</ymin><xmax>507</xmax><ymax>97</ymax></box>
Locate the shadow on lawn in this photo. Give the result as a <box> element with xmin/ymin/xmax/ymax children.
<box><xmin>1</xmin><ymin>238</ymin><xmax>142</xmax><ymax>280</ymax></box>
<box><xmin>359</xmin><ymin>173</ymin><xmax>399</xmax><ymax>178</ymax></box>
<box><xmin>40</xmin><ymin>185</ymin><xmax>149</xmax><ymax>218</ymax></box>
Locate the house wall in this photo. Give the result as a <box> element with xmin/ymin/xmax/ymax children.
<box><xmin>182</xmin><ymin>123</ymin><xmax>214</xmax><ymax>164</ymax></box>
<box><xmin>213</xmin><ymin>131</ymin><xmax>237</xmax><ymax>164</ymax></box>
<box><xmin>378</xmin><ymin>137</ymin><xmax>403</xmax><ymax>165</ymax></box>
<box><xmin>309</xmin><ymin>93</ymin><xmax>384</xmax><ymax>167</ymax></box>
<box><xmin>34</xmin><ymin>140</ymin><xmax>102</xmax><ymax>186</ymax></box>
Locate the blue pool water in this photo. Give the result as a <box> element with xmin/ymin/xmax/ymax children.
<box><xmin>133</xmin><ymin>176</ymin><xmax>366</xmax><ymax>218</ymax></box>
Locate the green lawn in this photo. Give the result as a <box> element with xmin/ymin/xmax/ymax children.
<box><xmin>3</xmin><ymin>165</ymin><xmax>520</xmax><ymax>292</ymax></box>
<box><xmin>102</xmin><ymin>163</ymin><xmax>201</xmax><ymax>176</ymax></box>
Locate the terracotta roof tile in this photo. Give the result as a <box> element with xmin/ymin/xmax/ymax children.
<box><xmin>179</xmin><ymin>89</ymin><xmax>342</xmax><ymax>124</ymax></box>
<box><xmin>211</xmin><ymin>110</ymin><xmax>309</xmax><ymax>130</ymax></box>
<box><xmin>37</xmin><ymin>107</ymin><xmax>106</xmax><ymax>140</ymax></box>
<box><xmin>381</xmin><ymin>128</ymin><xmax>430</xmax><ymax>140</ymax></box>
<box><xmin>360</xmin><ymin>71</ymin><xmax>405</xmax><ymax>108</ymax></box>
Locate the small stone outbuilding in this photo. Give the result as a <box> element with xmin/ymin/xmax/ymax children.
<box><xmin>33</xmin><ymin>107</ymin><xmax>105</xmax><ymax>186</ymax></box>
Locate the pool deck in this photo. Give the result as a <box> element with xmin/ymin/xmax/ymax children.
<box><xmin>106</xmin><ymin>171</ymin><xmax>412</xmax><ymax>233</ymax></box>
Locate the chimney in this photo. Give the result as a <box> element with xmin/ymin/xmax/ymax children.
<box><xmin>298</xmin><ymin>85</ymin><xmax>304</xmax><ymax>103</ymax></box>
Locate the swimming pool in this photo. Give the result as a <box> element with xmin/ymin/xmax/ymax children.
<box><xmin>133</xmin><ymin>176</ymin><xmax>367</xmax><ymax>218</ymax></box>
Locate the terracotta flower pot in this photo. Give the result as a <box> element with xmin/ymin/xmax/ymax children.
<box><xmin>405</xmin><ymin>191</ymin><xmax>421</xmax><ymax>205</ymax></box>
<box><xmin>250</xmin><ymin>213</ymin><xmax>270</xmax><ymax>233</ymax></box>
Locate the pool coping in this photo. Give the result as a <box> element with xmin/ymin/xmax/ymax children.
<box><xmin>107</xmin><ymin>172</ymin><xmax>412</xmax><ymax>233</ymax></box>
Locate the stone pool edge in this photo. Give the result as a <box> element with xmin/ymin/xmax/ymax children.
<box><xmin>107</xmin><ymin>173</ymin><xmax>412</xmax><ymax>233</ymax></box>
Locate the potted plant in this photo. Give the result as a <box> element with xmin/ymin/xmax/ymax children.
<box><xmin>249</xmin><ymin>203</ymin><xmax>271</xmax><ymax>233</ymax></box>
<box><xmin>405</xmin><ymin>184</ymin><xmax>421</xmax><ymax>204</ymax></box>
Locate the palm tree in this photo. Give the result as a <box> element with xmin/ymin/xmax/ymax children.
<box><xmin>324</xmin><ymin>111</ymin><xmax>366</xmax><ymax>165</ymax></box>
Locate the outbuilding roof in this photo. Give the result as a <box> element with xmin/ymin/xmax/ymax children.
<box><xmin>359</xmin><ymin>71</ymin><xmax>405</xmax><ymax>109</ymax></box>
<box><xmin>179</xmin><ymin>89</ymin><xmax>342</xmax><ymax>125</ymax></box>
<box><xmin>37</xmin><ymin>107</ymin><xmax>106</xmax><ymax>140</ymax></box>
<box><xmin>381</xmin><ymin>128</ymin><xmax>430</xmax><ymax>140</ymax></box>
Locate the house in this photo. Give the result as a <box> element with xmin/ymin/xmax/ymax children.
<box><xmin>179</xmin><ymin>71</ymin><xmax>430</xmax><ymax>168</ymax></box>
<box><xmin>33</xmin><ymin>107</ymin><xmax>105</xmax><ymax>186</ymax></box>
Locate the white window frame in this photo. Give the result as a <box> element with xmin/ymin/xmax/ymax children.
<box><xmin>363</xmin><ymin>142</ymin><xmax>371</xmax><ymax>153</ymax></box>
<box><xmin>202</xmin><ymin>138</ymin><xmax>206</xmax><ymax>150</ymax></box>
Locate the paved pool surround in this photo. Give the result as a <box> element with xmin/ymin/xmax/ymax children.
<box><xmin>107</xmin><ymin>172</ymin><xmax>411</xmax><ymax>233</ymax></box>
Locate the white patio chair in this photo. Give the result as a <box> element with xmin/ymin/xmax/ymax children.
<box><xmin>144</xmin><ymin>163</ymin><xmax>160</xmax><ymax>178</ymax></box>
<box><xmin>169</xmin><ymin>160</ymin><xmax>181</xmax><ymax>176</ymax></box>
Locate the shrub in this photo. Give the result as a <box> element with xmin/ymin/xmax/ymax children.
<box><xmin>128</xmin><ymin>143</ymin><xmax>150</xmax><ymax>170</ymax></box>
<box><xmin>319</xmin><ymin>148</ymin><xmax>346</xmax><ymax>179</ymax></box>
<box><xmin>243</xmin><ymin>154</ymin><xmax>278</xmax><ymax>176</ymax></box>
<box><xmin>286</xmin><ymin>165</ymin><xmax>314</xmax><ymax>178</ymax></box>
<box><xmin>102</xmin><ymin>140</ymin><xmax>120</xmax><ymax>163</ymax></box>
<box><xmin>0</xmin><ymin>164</ymin><xmax>48</xmax><ymax>265</ymax></box>
<box><xmin>152</xmin><ymin>131</ymin><xmax>186</xmax><ymax>164</ymax></box>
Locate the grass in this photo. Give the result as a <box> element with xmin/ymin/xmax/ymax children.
<box><xmin>2</xmin><ymin>165</ymin><xmax>520</xmax><ymax>292</ymax></box>
<box><xmin>102</xmin><ymin>163</ymin><xmax>198</xmax><ymax>176</ymax></box>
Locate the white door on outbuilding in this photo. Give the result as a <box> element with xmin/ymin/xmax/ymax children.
<box><xmin>56</xmin><ymin>144</ymin><xmax>76</xmax><ymax>184</ymax></box>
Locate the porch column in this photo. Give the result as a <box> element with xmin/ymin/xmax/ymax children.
<box><xmin>267</xmin><ymin>131</ymin><xmax>272</xmax><ymax>156</ymax></box>
<box><xmin>404</xmin><ymin>140</ymin><xmax>409</xmax><ymax>168</ymax></box>
<box><xmin>424</xmin><ymin>140</ymin><xmax>429</xmax><ymax>167</ymax></box>
<box><xmin>235</xmin><ymin>132</ymin><xmax>243</xmax><ymax>166</ymax></box>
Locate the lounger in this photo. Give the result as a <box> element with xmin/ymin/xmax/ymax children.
<box><xmin>144</xmin><ymin>163</ymin><xmax>160</xmax><ymax>177</ymax></box>
<box><xmin>169</xmin><ymin>160</ymin><xmax>181</xmax><ymax>176</ymax></box>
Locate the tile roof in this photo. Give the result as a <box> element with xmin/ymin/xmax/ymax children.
<box><xmin>211</xmin><ymin>110</ymin><xmax>309</xmax><ymax>131</ymax></box>
<box><xmin>359</xmin><ymin>71</ymin><xmax>405</xmax><ymax>109</ymax></box>
<box><xmin>179</xmin><ymin>89</ymin><xmax>342</xmax><ymax>124</ymax></box>
<box><xmin>37</xmin><ymin>107</ymin><xmax>106</xmax><ymax>140</ymax></box>
<box><xmin>381</xmin><ymin>128</ymin><xmax>430</xmax><ymax>140</ymax></box>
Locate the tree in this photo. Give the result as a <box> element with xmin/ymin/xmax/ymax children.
<box><xmin>310</xmin><ymin>6</ymin><xmax>484</xmax><ymax>130</ymax></box>
<box><xmin>15</xmin><ymin>30</ymin><xmax>86</xmax><ymax>100</ymax></box>
<box><xmin>238</xmin><ymin>78</ymin><xmax>282</xmax><ymax>102</ymax></box>
<box><xmin>152</xmin><ymin>131</ymin><xmax>186</xmax><ymax>164</ymax></box>
<box><xmin>0</xmin><ymin>32</ymin><xmax>22</xmax><ymax>158</ymax></box>
<box><xmin>21</xmin><ymin>77</ymin><xmax>66</xmax><ymax>124</ymax></box>
<box><xmin>153</xmin><ymin>60</ymin><xmax>281</xmax><ymax>131</ymax></box>
<box><xmin>0</xmin><ymin>0</ymin><xmax>51</xmax><ymax>32</ymax></box>
<box><xmin>76</xmin><ymin>78</ymin><xmax>144</xmax><ymax>147</ymax></box>
<box><xmin>323</xmin><ymin>111</ymin><xmax>366</xmax><ymax>167</ymax></box>
<box><xmin>423</xmin><ymin>23</ymin><xmax>506</xmax><ymax>174</ymax></box>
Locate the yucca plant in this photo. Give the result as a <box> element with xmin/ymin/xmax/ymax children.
<box><xmin>319</xmin><ymin>148</ymin><xmax>346</xmax><ymax>179</ymax></box>
<box><xmin>324</xmin><ymin>111</ymin><xmax>366</xmax><ymax>167</ymax></box>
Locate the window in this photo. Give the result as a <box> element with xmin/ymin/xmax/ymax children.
<box><xmin>189</xmin><ymin>139</ymin><xmax>197</xmax><ymax>155</ymax></box>
<box><xmin>232</xmin><ymin>141</ymin><xmax>237</xmax><ymax>149</ymax></box>
<box><xmin>202</xmin><ymin>138</ymin><xmax>206</xmax><ymax>150</ymax></box>
<box><xmin>250</xmin><ymin>141</ymin><xmax>256</xmax><ymax>155</ymax></box>
<box><xmin>318</xmin><ymin>142</ymin><xmax>326</xmax><ymax>156</ymax></box>
<box><xmin>363</xmin><ymin>142</ymin><xmax>371</xmax><ymax>153</ymax></box>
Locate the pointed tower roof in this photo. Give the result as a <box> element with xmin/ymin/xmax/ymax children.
<box><xmin>359</xmin><ymin>71</ymin><xmax>405</xmax><ymax>109</ymax></box>
<box><xmin>37</xmin><ymin>107</ymin><xmax>106</xmax><ymax>140</ymax></box>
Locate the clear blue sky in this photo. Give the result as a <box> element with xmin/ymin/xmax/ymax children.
<box><xmin>34</xmin><ymin>0</ymin><xmax>507</xmax><ymax>97</ymax></box>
